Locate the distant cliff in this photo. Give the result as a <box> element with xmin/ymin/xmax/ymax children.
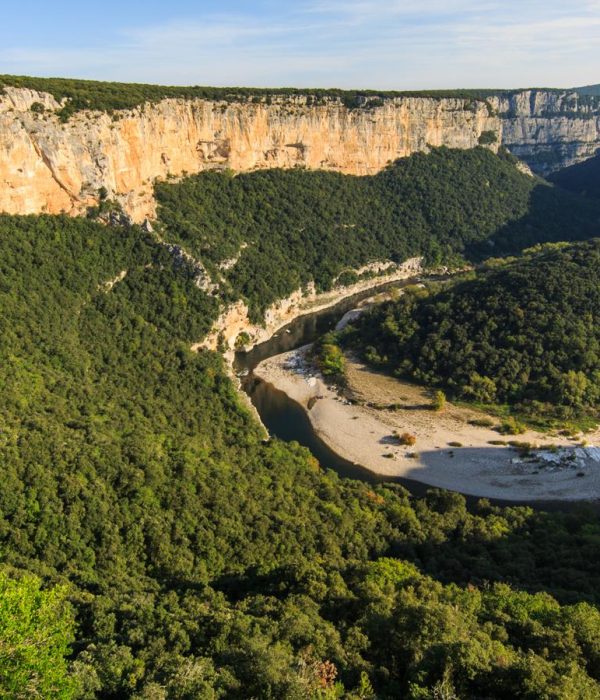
<box><xmin>1</xmin><ymin>84</ymin><xmax>599</xmax><ymax>221</ymax></box>
<box><xmin>493</xmin><ymin>90</ymin><xmax>600</xmax><ymax>175</ymax></box>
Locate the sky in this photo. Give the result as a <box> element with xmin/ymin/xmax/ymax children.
<box><xmin>2</xmin><ymin>1</ymin><xmax>599</xmax><ymax>90</ymax></box>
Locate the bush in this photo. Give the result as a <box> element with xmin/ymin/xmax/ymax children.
<box><xmin>431</xmin><ymin>390</ymin><xmax>446</xmax><ymax>411</ymax></box>
<box><xmin>478</xmin><ymin>130</ymin><xmax>498</xmax><ymax>145</ymax></box>
<box><xmin>320</xmin><ymin>344</ymin><xmax>345</xmax><ymax>376</ymax></box>
<box><xmin>315</xmin><ymin>332</ymin><xmax>346</xmax><ymax>377</ymax></box>
<box><xmin>396</xmin><ymin>432</ymin><xmax>417</xmax><ymax>446</ymax></box>
<box><xmin>336</xmin><ymin>270</ymin><xmax>360</xmax><ymax>287</ymax></box>
<box><xmin>468</xmin><ymin>417</ymin><xmax>496</xmax><ymax>427</ymax></box>
<box><xmin>498</xmin><ymin>417</ymin><xmax>527</xmax><ymax>435</ymax></box>
<box><xmin>235</xmin><ymin>331</ymin><xmax>251</xmax><ymax>350</ymax></box>
<box><xmin>0</xmin><ymin>572</ymin><xmax>76</xmax><ymax>698</ymax></box>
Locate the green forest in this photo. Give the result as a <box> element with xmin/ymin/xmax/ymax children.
<box><xmin>549</xmin><ymin>151</ymin><xmax>600</xmax><ymax>200</ymax></box>
<box><xmin>2</xmin><ymin>141</ymin><xmax>600</xmax><ymax>697</ymax></box>
<box><xmin>3</xmin><ymin>73</ymin><xmax>598</xmax><ymax>126</ymax></box>
<box><xmin>575</xmin><ymin>83</ymin><xmax>600</xmax><ymax>96</ymax></box>
<box><xmin>0</xmin><ymin>74</ymin><xmax>520</xmax><ymax>118</ymax></box>
<box><xmin>1</xmin><ymin>211</ymin><xmax>600</xmax><ymax>698</ymax></box>
<box><xmin>345</xmin><ymin>240</ymin><xmax>600</xmax><ymax>425</ymax></box>
<box><xmin>156</xmin><ymin>147</ymin><xmax>600</xmax><ymax>320</ymax></box>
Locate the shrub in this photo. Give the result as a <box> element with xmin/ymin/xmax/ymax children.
<box><xmin>468</xmin><ymin>417</ymin><xmax>496</xmax><ymax>427</ymax></box>
<box><xmin>336</xmin><ymin>270</ymin><xmax>360</xmax><ymax>287</ymax></box>
<box><xmin>431</xmin><ymin>390</ymin><xmax>447</xmax><ymax>411</ymax></box>
<box><xmin>463</xmin><ymin>373</ymin><xmax>497</xmax><ymax>402</ymax></box>
<box><xmin>478</xmin><ymin>130</ymin><xmax>498</xmax><ymax>145</ymax></box>
<box><xmin>508</xmin><ymin>440</ymin><xmax>534</xmax><ymax>455</ymax></box>
<box><xmin>364</xmin><ymin>345</ymin><xmax>384</xmax><ymax>364</ymax></box>
<box><xmin>315</xmin><ymin>333</ymin><xmax>346</xmax><ymax>377</ymax></box>
<box><xmin>498</xmin><ymin>417</ymin><xmax>527</xmax><ymax>435</ymax></box>
<box><xmin>396</xmin><ymin>432</ymin><xmax>417</xmax><ymax>446</ymax></box>
<box><xmin>0</xmin><ymin>572</ymin><xmax>76</xmax><ymax>698</ymax></box>
<box><xmin>235</xmin><ymin>331</ymin><xmax>251</xmax><ymax>350</ymax></box>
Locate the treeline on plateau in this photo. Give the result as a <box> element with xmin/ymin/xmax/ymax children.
<box><xmin>345</xmin><ymin>240</ymin><xmax>600</xmax><ymax>425</ymax></box>
<box><xmin>0</xmin><ymin>73</ymin><xmax>519</xmax><ymax>117</ymax></box>
<box><xmin>1</xmin><ymin>213</ymin><xmax>600</xmax><ymax>698</ymax></box>
<box><xmin>7</xmin><ymin>73</ymin><xmax>600</xmax><ymax>120</ymax></box>
<box><xmin>156</xmin><ymin>147</ymin><xmax>600</xmax><ymax>320</ymax></box>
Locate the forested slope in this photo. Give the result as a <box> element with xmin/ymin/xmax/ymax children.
<box><xmin>575</xmin><ymin>83</ymin><xmax>600</xmax><ymax>97</ymax></box>
<box><xmin>156</xmin><ymin>147</ymin><xmax>600</xmax><ymax>320</ymax></box>
<box><xmin>549</xmin><ymin>152</ymin><xmax>600</xmax><ymax>199</ymax></box>
<box><xmin>346</xmin><ymin>240</ymin><xmax>600</xmax><ymax>423</ymax></box>
<box><xmin>1</xmin><ymin>215</ymin><xmax>600</xmax><ymax>697</ymax></box>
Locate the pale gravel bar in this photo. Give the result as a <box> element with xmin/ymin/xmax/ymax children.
<box><xmin>255</xmin><ymin>347</ymin><xmax>600</xmax><ymax>502</ymax></box>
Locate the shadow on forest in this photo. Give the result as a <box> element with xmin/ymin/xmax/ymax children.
<box><xmin>209</xmin><ymin>490</ymin><xmax>600</xmax><ymax>608</ymax></box>
<box><xmin>388</xmin><ymin>491</ymin><xmax>600</xmax><ymax>606</ymax></box>
<box><xmin>198</xmin><ymin>439</ymin><xmax>600</xmax><ymax>607</ymax></box>
<box><xmin>466</xmin><ymin>182</ymin><xmax>600</xmax><ymax>261</ymax></box>
<box><xmin>548</xmin><ymin>149</ymin><xmax>600</xmax><ymax>201</ymax></box>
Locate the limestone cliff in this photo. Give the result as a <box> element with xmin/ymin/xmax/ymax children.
<box><xmin>490</xmin><ymin>90</ymin><xmax>600</xmax><ymax>175</ymax></box>
<box><xmin>195</xmin><ymin>257</ymin><xmax>424</xmax><ymax>354</ymax></box>
<box><xmin>1</xmin><ymin>86</ymin><xmax>599</xmax><ymax>221</ymax></box>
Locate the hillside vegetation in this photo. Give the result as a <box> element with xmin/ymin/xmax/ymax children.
<box><xmin>0</xmin><ymin>74</ymin><xmax>514</xmax><ymax>118</ymax></box>
<box><xmin>156</xmin><ymin>147</ymin><xmax>600</xmax><ymax>320</ymax></box>
<box><xmin>2</xmin><ymin>214</ymin><xmax>600</xmax><ymax>697</ymax></box>
<box><xmin>346</xmin><ymin>240</ymin><xmax>600</xmax><ymax>425</ymax></box>
<box><xmin>549</xmin><ymin>152</ymin><xmax>600</xmax><ymax>199</ymax></box>
<box><xmin>575</xmin><ymin>83</ymin><xmax>600</xmax><ymax>96</ymax></box>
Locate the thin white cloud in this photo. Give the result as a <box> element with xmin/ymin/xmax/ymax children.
<box><xmin>124</xmin><ymin>16</ymin><xmax>297</xmax><ymax>46</ymax></box>
<box><xmin>1</xmin><ymin>1</ymin><xmax>599</xmax><ymax>89</ymax></box>
<box><xmin>305</xmin><ymin>0</ymin><xmax>489</xmax><ymax>17</ymax></box>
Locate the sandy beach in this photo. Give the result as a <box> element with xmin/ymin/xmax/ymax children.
<box><xmin>254</xmin><ymin>346</ymin><xmax>600</xmax><ymax>501</ymax></box>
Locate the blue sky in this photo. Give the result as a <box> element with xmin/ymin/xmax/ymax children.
<box><xmin>2</xmin><ymin>1</ymin><xmax>599</xmax><ymax>89</ymax></box>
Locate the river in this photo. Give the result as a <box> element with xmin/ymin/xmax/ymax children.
<box><xmin>233</xmin><ymin>278</ymin><xmax>595</xmax><ymax>512</ymax></box>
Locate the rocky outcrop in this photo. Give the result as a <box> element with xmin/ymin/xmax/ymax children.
<box><xmin>196</xmin><ymin>257</ymin><xmax>424</xmax><ymax>355</ymax></box>
<box><xmin>1</xmin><ymin>86</ymin><xmax>599</xmax><ymax>221</ymax></box>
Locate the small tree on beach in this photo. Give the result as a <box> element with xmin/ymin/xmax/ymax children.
<box><xmin>432</xmin><ymin>390</ymin><xmax>446</xmax><ymax>412</ymax></box>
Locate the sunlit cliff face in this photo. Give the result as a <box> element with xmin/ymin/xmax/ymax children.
<box><xmin>1</xmin><ymin>86</ymin><xmax>598</xmax><ymax>221</ymax></box>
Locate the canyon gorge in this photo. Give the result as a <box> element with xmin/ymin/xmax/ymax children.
<box><xmin>1</xmin><ymin>84</ymin><xmax>599</xmax><ymax>221</ymax></box>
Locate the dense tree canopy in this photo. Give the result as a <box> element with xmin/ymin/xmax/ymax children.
<box><xmin>0</xmin><ymin>74</ymin><xmax>516</xmax><ymax>118</ymax></box>
<box><xmin>549</xmin><ymin>152</ymin><xmax>600</xmax><ymax>200</ymax></box>
<box><xmin>0</xmin><ymin>571</ymin><xmax>76</xmax><ymax>698</ymax></box>
<box><xmin>156</xmin><ymin>147</ymin><xmax>600</xmax><ymax>320</ymax></box>
<box><xmin>346</xmin><ymin>240</ymin><xmax>600</xmax><ymax>423</ymax></box>
<box><xmin>575</xmin><ymin>83</ymin><xmax>600</xmax><ymax>97</ymax></box>
<box><xmin>0</xmin><ymin>213</ymin><xmax>600</xmax><ymax>697</ymax></box>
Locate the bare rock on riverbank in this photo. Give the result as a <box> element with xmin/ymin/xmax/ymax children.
<box><xmin>196</xmin><ymin>257</ymin><xmax>423</xmax><ymax>354</ymax></box>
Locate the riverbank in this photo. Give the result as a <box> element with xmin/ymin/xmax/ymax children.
<box><xmin>195</xmin><ymin>257</ymin><xmax>425</xmax><ymax>357</ymax></box>
<box><xmin>255</xmin><ymin>347</ymin><xmax>600</xmax><ymax>501</ymax></box>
